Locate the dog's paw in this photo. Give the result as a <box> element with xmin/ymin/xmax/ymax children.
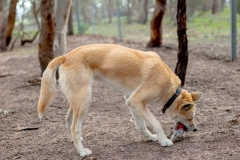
<box><xmin>147</xmin><ymin>134</ymin><xmax>158</xmax><ymax>142</ymax></box>
<box><xmin>159</xmin><ymin>138</ymin><xmax>173</xmax><ymax>147</ymax></box>
<box><xmin>79</xmin><ymin>148</ymin><xmax>92</xmax><ymax>157</ymax></box>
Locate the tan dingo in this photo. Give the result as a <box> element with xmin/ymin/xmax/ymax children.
<box><xmin>37</xmin><ymin>44</ymin><xmax>202</xmax><ymax>157</ymax></box>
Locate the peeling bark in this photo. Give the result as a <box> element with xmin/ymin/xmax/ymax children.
<box><xmin>175</xmin><ymin>0</ymin><xmax>188</xmax><ymax>86</ymax></box>
<box><xmin>38</xmin><ymin>0</ymin><xmax>55</xmax><ymax>75</ymax></box>
<box><xmin>6</xmin><ymin>0</ymin><xmax>18</xmax><ymax>46</ymax></box>
<box><xmin>147</xmin><ymin>0</ymin><xmax>166</xmax><ymax>47</ymax></box>
<box><xmin>0</xmin><ymin>0</ymin><xmax>7</xmax><ymax>52</ymax></box>
<box><xmin>54</xmin><ymin>0</ymin><xmax>72</xmax><ymax>57</ymax></box>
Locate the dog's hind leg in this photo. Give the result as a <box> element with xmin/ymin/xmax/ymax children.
<box><xmin>128</xmin><ymin>108</ymin><xmax>157</xmax><ymax>141</ymax></box>
<box><xmin>65</xmin><ymin>107</ymin><xmax>73</xmax><ymax>142</ymax></box>
<box><xmin>70</xmin><ymin>86</ymin><xmax>92</xmax><ymax>157</ymax></box>
<box><xmin>66</xmin><ymin>107</ymin><xmax>83</xmax><ymax>142</ymax></box>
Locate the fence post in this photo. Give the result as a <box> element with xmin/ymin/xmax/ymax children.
<box><xmin>116</xmin><ymin>0</ymin><xmax>122</xmax><ymax>42</ymax></box>
<box><xmin>230</xmin><ymin>0</ymin><xmax>237</xmax><ymax>61</ymax></box>
<box><xmin>75</xmin><ymin>0</ymin><xmax>81</xmax><ymax>34</ymax></box>
<box><xmin>91</xmin><ymin>0</ymin><xmax>96</xmax><ymax>35</ymax></box>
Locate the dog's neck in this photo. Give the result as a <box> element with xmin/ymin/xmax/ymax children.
<box><xmin>162</xmin><ymin>87</ymin><xmax>182</xmax><ymax>113</ymax></box>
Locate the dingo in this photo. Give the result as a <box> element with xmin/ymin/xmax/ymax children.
<box><xmin>37</xmin><ymin>44</ymin><xmax>202</xmax><ymax>157</ymax></box>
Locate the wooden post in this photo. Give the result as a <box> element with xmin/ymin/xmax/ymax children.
<box><xmin>116</xmin><ymin>0</ymin><xmax>122</xmax><ymax>42</ymax></box>
<box><xmin>230</xmin><ymin>0</ymin><xmax>237</xmax><ymax>61</ymax></box>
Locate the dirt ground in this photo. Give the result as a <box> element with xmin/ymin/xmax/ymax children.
<box><xmin>1</xmin><ymin>35</ymin><xmax>240</xmax><ymax>160</ymax></box>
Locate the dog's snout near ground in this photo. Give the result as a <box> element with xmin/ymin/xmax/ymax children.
<box><xmin>193</xmin><ymin>128</ymin><xmax>198</xmax><ymax>132</ymax></box>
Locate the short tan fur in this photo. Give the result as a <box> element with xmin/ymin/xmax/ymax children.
<box><xmin>37</xmin><ymin>44</ymin><xmax>202</xmax><ymax>157</ymax></box>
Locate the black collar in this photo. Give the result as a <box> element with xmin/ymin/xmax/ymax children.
<box><xmin>162</xmin><ymin>87</ymin><xmax>182</xmax><ymax>113</ymax></box>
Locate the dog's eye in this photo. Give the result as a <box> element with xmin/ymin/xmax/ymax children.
<box><xmin>188</xmin><ymin>118</ymin><xmax>192</xmax><ymax>121</ymax></box>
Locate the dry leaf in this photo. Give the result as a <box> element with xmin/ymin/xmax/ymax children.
<box><xmin>225</xmin><ymin>109</ymin><xmax>231</xmax><ymax>112</ymax></box>
<box><xmin>234</xmin><ymin>114</ymin><xmax>240</xmax><ymax>117</ymax></box>
<box><xmin>231</xmin><ymin>117</ymin><xmax>239</xmax><ymax>124</ymax></box>
<box><xmin>27</xmin><ymin>78</ymin><xmax>41</xmax><ymax>85</ymax></box>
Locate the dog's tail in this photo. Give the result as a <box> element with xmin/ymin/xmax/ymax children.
<box><xmin>37</xmin><ymin>56</ymin><xmax>66</xmax><ymax>120</ymax></box>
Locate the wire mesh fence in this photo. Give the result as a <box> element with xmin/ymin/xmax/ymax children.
<box><xmin>74</xmin><ymin>0</ymin><xmax>239</xmax><ymax>60</ymax></box>
<box><xmin>11</xmin><ymin>0</ymin><xmax>239</xmax><ymax>60</ymax></box>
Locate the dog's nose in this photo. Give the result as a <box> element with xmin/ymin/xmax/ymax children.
<box><xmin>193</xmin><ymin>128</ymin><xmax>198</xmax><ymax>132</ymax></box>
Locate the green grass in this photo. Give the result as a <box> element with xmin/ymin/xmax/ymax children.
<box><xmin>10</xmin><ymin>6</ymin><xmax>240</xmax><ymax>44</ymax></box>
<box><xmin>84</xmin><ymin>18</ymin><xmax>151</xmax><ymax>42</ymax></box>
<box><xmin>187</xmin><ymin>8</ymin><xmax>239</xmax><ymax>42</ymax></box>
<box><xmin>73</xmin><ymin>7</ymin><xmax>240</xmax><ymax>43</ymax></box>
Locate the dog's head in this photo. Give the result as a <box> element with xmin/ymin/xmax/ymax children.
<box><xmin>166</xmin><ymin>89</ymin><xmax>202</xmax><ymax>132</ymax></box>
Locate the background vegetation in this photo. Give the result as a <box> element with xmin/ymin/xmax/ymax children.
<box><xmin>3</xmin><ymin>0</ymin><xmax>240</xmax><ymax>47</ymax></box>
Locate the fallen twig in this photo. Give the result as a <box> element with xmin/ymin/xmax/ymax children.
<box><xmin>14</xmin><ymin>126</ymin><xmax>39</xmax><ymax>131</ymax></box>
<box><xmin>15</xmin><ymin>78</ymin><xmax>42</xmax><ymax>89</ymax></box>
<box><xmin>0</xmin><ymin>74</ymin><xmax>13</xmax><ymax>78</ymax></box>
<box><xmin>0</xmin><ymin>109</ymin><xmax>16</xmax><ymax>115</ymax></box>
<box><xmin>45</xmin><ymin>116</ymin><xmax>61</xmax><ymax>122</ymax></box>
<box><xmin>50</xmin><ymin>105</ymin><xmax>62</xmax><ymax>109</ymax></box>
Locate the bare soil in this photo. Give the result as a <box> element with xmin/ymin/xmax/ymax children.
<box><xmin>1</xmin><ymin>35</ymin><xmax>240</xmax><ymax>160</ymax></box>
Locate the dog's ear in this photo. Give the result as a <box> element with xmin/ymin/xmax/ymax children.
<box><xmin>181</xmin><ymin>103</ymin><xmax>194</xmax><ymax>111</ymax></box>
<box><xmin>191</xmin><ymin>92</ymin><xmax>203</xmax><ymax>101</ymax></box>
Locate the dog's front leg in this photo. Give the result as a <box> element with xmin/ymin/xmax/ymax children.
<box><xmin>127</xmin><ymin>98</ymin><xmax>173</xmax><ymax>146</ymax></box>
<box><xmin>129</xmin><ymin>108</ymin><xmax>158</xmax><ymax>141</ymax></box>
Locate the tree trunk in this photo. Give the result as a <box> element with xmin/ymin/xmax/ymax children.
<box><xmin>68</xmin><ymin>6</ymin><xmax>74</xmax><ymax>35</ymax></box>
<box><xmin>107</xmin><ymin>0</ymin><xmax>113</xmax><ymax>23</ymax></box>
<box><xmin>139</xmin><ymin>0</ymin><xmax>148</xmax><ymax>24</ymax></box>
<box><xmin>6</xmin><ymin>0</ymin><xmax>18</xmax><ymax>46</ymax></box>
<box><xmin>75</xmin><ymin>0</ymin><xmax>81</xmax><ymax>34</ymax></box>
<box><xmin>126</xmin><ymin>0</ymin><xmax>132</xmax><ymax>24</ymax></box>
<box><xmin>38</xmin><ymin>0</ymin><xmax>55</xmax><ymax>75</ymax></box>
<box><xmin>0</xmin><ymin>0</ymin><xmax>7</xmax><ymax>52</ymax></box>
<box><xmin>175</xmin><ymin>0</ymin><xmax>188</xmax><ymax>86</ymax></box>
<box><xmin>54</xmin><ymin>0</ymin><xmax>72</xmax><ymax>57</ymax></box>
<box><xmin>202</xmin><ymin>0</ymin><xmax>207</xmax><ymax>12</ymax></box>
<box><xmin>220</xmin><ymin>0</ymin><xmax>225</xmax><ymax>11</ymax></box>
<box><xmin>81</xmin><ymin>0</ymin><xmax>90</xmax><ymax>23</ymax></box>
<box><xmin>21</xmin><ymin>0</ymin><xmax>40</xmax><ymax>46</ymax></box>
<box><xmin>32</xmin><ymin>0</ymin><xmax>40</xmax><ymax>29</ymax></box>
<box><xmin>212</xmin><ymin>0</ymin><xmax>217</xmax><ymax>14</ymax></box>
<box><xmin>147</xmin><ymin>0</ymin><xmax>166</xmax><ymax>47</ymax></box>
<box><xmin>167</xmin><ymin>0</ymin><xmax>177</xmax><ymax>25</ymax></box>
